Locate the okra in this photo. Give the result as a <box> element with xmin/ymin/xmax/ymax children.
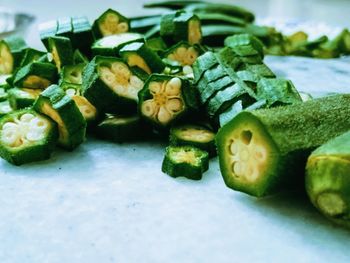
<box><xmin>162</xmin><ymin>145</ymin><xmax>209</xmax><ymax>180</ymax></box>
<box><xmin>8</xmin><ymin>88</ymin><xmax>41</xmax><ymax>110</ymax></box>
<box><xmin>0</xmin><ymin>101</ymin><xmax>13</xmax><ymax>117</ymax></box>
<box><xmin>0</xmin><ymin>109</ymin><xmax>58</xmax><ymax>165</ymax></box>
<box><xmin>59</xmin><ymin>63</ymin><xmax>86</xmax><ymax>85</ymax></box>
<box><xmin>146</xmin><ymin>37</ymin><xmax>168</xmax><ymax>52</ymax></box>
<box><xmin>56</xmin><ymin>17</ymin><xmax>73</xmax><ymax>39</ymax></box>
<box><xmin>216</xmin><ymin>94</ymin><xmax>350</xmax><ymax>197</ymax></box>
<box><xmin>33</xmin><ymin>85</ymin><xmax>86</xmax><ymax>150</ymax></box>
<box><xmin>82</xmin><ymin>56</ymin><xmax>145</xmax><ymax>114</ymax></box>
<box><xmin>119</xmin><ymin>42</ymin><xmax>165</xmax><ymax>74</ymax></box>
<box><xmin>48</xmin><ymin>36</ymin><xmax>74</xmax><ymax>72</ymax></box>
<box><xmin>13</xmin><ymin>62</ymin><xmax>58</xmax><ymax>90</ymax></box>
<box><xmin>170</xmin><ymin>124</ymin><xmax>216</xmax><ymax>157</ymax></box>
<box><xmin>306</xmin><ymin>131</ymin><xmax>350</xmax><ymax>228</ymax></box>
<box><xmin>0</xmin><ymin>36</ymin><xmax>27</xmax><ymax>74</ymax></box>
<box><xmin>92</xmin><ymin>9</ymin><xmax>130</xmax><ymax>39</ymax></box>
<box><xmin>138</xmin><ymin>74</ymin><xmax>199</xmax><ymax>128</ymax></box>
<box><xmin>71</xmin><ymin>16</ymin><xmax>95</xmax><ymax>57</ymax></box>
<box><xmin>163</xmin><ymin>42</ymin><xmax>200</xmax><ymax>67</ymax></box>
<box><xmin>39</xmin><ymin>19</ymin><xmax>58</xmax><ymax>49</ymax></box>
<box><xmin>73</xmin><ymin>49</ymin><xmax>89</xmax><ymax>64</ymax></box>
<box><xmin>224</xmin><ymin>33</ymin><xmax>264</xmax><ymax>58</ymax></box>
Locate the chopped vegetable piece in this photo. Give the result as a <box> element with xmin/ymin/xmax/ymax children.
<box><xmin>39</xmin><ymin>19</ymin><xmax>58</xmax><ymax>49</ymax></box>
<box><xmin>8</xmin><ymin>88</ymin><xmax>41</xmax><ymax>110</ymax></box>
<box><xmin>71</xmin><ymin>95</ymin><xmax>98</xmax><ymax>124</ymax></box>
<box><xmin>19</xmin><ymin>48</ymin><xmax>46</xmax><ymax>68</ymax></box>
<box><xmin>163</xmin><ymin>41</ymin><xmax>200</xmax><ymax>66</ymax></box>
<box><xmin>56</xmin><ymin>17</ymin><xmax>73</xmax><ymax>39</ymax></box>
<box><xmin>306</xmin><ymin>131</ymin><xmax>350</xmax><ymax>228</ymax></box>
<box><xmin>0</xmin><ymin>36</ymin><xmax>27</xmax><ymax>74</ymax></box>
<box><xmin>73</xmin><ymin>49</ymin><xmax>89</xmax><ymax>64</ymax></box>
<box><xmin>48</xmin><ymin>36</ymin><xmax>74</xmax><ymax>72</ymax></box>
<box><xmin>33</xmin><ymin>85</ymin><xmax>86</xmax><ymax>150</ymax></box>
<box><xmin>60</xmin><ymin>63</ymin><xmax>86</xmax><ymax>85</ymax></box>
<box><xmin>71</xmin><ymin>16</ymin><xmax>95</xmax><ymax>57</ymax></box>
<box><xmin>224</xmin><ymin>33</ymin><xmax>264</xmax><ymax>58</ymax></box>
<box><xmin>216</xmin><ymin>94</ymin><xmax>350</xmax><ymax>197</ymax></box>
<box><xmin>0</xmin><ymin>109</ymin><xmax>58</xmax><ymax>165</ymax></box>
<box><xmin>162</xmin><ymin>145</ymin><xmax>209</xmax><ymax>180</ymax></box>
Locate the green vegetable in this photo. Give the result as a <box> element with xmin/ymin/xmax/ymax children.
<box><xmin>224</xmin><ymin>33</ymin><xmax>264</xmax><ymax>58</ymax></box>
<box><xmin>170</xmin><ymin>124</ymin><xmax>216</xmax><ymax>157</ymax></box>
<box><xmin>0</xmin><ymin>109</ymin><xmax>58</xmax><ymax>165</ymax></box>
<box><xmin>82</xmin><ymin>56</ymin><xmax>145</xmax><ymax>114</ymax></box>
<box><xmin>216</xmin><ymin>94</ymin><xmax>350</xmax><ymax>197</ymax></box>
<box><xmin>306</xmin><ymin>131</ymin><xmax>350</xmax><ymax>228</ymax></box>
<box><xmin>33</xmin><ymin>85</ymin><xmax>86</xmax><ymax>150</ymax></box>
<box><xmin>163</xmin><ymin>41</ymin><xmax>200</xmax><ymax>66</ymax></box>
<box><xmin>39</xmin><ymin>20</ymin><xmax>58</xmax><ymax>49</ymax></box>
<box><xmin>71</xmin><ymin>16</ymin><xmax>95</xmax><ymax>57</ymax></box>
<box><xmin>8</xmin><ymin>88</ymin><xmax>42</xmax><ymax>110</ymax></box>
<box><xmin>162</xmin><ymin>145</ymin><xmax>209</xmax><ymax>180</ymax></box>
<box><xmin>56</xmin><ymin>17</ymin><xmax>73</xmax><ymax>39</ymax></box>
<box><xmin>48</xmin><ymin>36</ymin><xmax>74</xmax><ymax>72</ymax></box>
<box><xmin>146</xmin><ymin>37</ymin><xmax>168</xmax><ymax>52</ymax></box>
<box><xmin>0</xmin><ymin>36</ymin><xmax>27</xmax><ymax>74</ymax></box>
<box><xmin>60</xmin><ymin>63</ymin><xmax>86</xmax><ymax>85</ymax></box>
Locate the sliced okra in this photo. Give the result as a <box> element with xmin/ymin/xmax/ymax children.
<box><xmin>8</xmin><ymin>88</ymin><xmax>42</xmax><ymax>110</ymax></box>
<box><xmin>82</xmin><ymin>56</ymin><xmax>145</xmax><ymax>114</ymax></box>
<box><xmin>92</xmin><ymin>9</ymin><xmax>130</xmax><ymax>39</ymax></box>
<box><xmin>162</xmin><ymin>145</ymin><xmax>209</xmax><ymax>180</ymax></box>
<box><xmin>119</xmin><ymin>42</ymin><xmax>165</xmax><ymax>74</ymax></box>
<box><xmin>163</xmin><ymin>42</ymin><xmax>200</xmax><ymax>67</ymax></box>
<box><xmin>56</xmin><ymin>17</ymin><xmax>73</xmax><ymax>39</ymax></box>
<box><xmin>73</xmin><ymin>49</ymin><xmax>89</xmax><ymax>64</ymax></box>
<box><xmin>33</xmin><ymin>85</ymin><xmax>86</xmax><ymax>150</ymax></box>
<box><xmin>0</xmin><ymin>36</ymin><xmax>27</xmax><ymax>74</ymax></box>
<box><xmin>59</xmin><ymin>63</ymin><xmax>86</xmax><ymax>85</ymax></box>
<box><xmin>0</xmin><ymin>109</ymin><xmax>58</xmax><ymax>165</ymax></box>
<box><xmin>71</xmin><ymin>16</ymin><xmax>95</xmax><ymax>57</ymax></box>
<box><xmin>19</xmin><ymin>48</ymin><xmax>46</xmax><ymax>68</ymax></box>
<box><xmin>138</xmin><ymin>74</ymin><xmax>198</xmax><ymax>128</ymax></box>
<box><xmin>48</xmin><ymin>36</ymin><xmax>74</xmax><ymax>72</ymax></box>
<box><xmin>146</xmin><ymin>37</ymin><xmax>168</xmax><ymax>52</ymax></box>
<box><xmin>13</xmin><ymin>62</ymin><xmax>58</xmax><ymax>90</ymax></box>
<box><xmin>39</xmin><ymin>19</ymin><xmax>58</xmax><ymax>49</ymax></box>
<box><xmin>224</xmin><ymin>33</ymin><xmax>264</xmax><ymax>58</ymax></box>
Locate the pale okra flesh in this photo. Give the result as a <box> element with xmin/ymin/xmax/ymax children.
<box><xmin>93</xmin><ymin>9</ymin><xmax>130</xmax><ymax>38</ymax></box>
<box><xmin>0</xmin><ymin>109</ymin><xmax>58</xmax><ymax>165</ymax></box>
<box><xmin>0</xmin><ymin>41</ymin><xmax>14</xmax><ymax>75</ymax></box>
<box><xmin>164</xmin><ymin>42</ymin><xmax>199</xmax><ymax>67</ymax></box>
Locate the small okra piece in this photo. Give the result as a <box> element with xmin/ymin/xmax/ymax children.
<box><xmin>163</xmin><ymin>41</ymin><xmax>200</xmax><ymax>67</ymax></box>
<box><xmin>33</xmin><ymin>85</ymin><xmax>87</xmax><ymax>150</ymax></box>
<box><xmin>92</xmin><ymin>9</ymin><xmax>130</xmax><ymax>39</ymax></box>
<box><xmin>8</xmin><ymin>88</ymin><xmax>42</xmax><ymax>110</ymax></box>
<box><xmin>0</xmin><ymin>100</ymin><xmax>13</xmax><ymax>117</ymax></box>
<box><xmin>39</xmin><ymin>19</ymin><xmax>58</xmax><ymax>49</ymax></box>
<box><xmin>56</xmin><ymin>17</ymin><xmax>73</xmax><ymax>39</ymax></box>
<box><xmin>119</xmin><ymin>42</ymin><xmax>165</xmax><ymax>74</ymax></box>
<box><xmin>19</xmin><ymin>48</ymin><xmax>46</xmax><ymax>68</ymax></box>
<box><xmin>170</xmin><ymin>124</ymin><xmax>216</xmax><ymax>157</ymax></box>
<box><xmin>162</xmin><ymin>145</ymin><xmax>209</xmax><ymax>180</ymax></box>
<box><xmin>82</xmin><ymin>56</ymin><xmax>145</xmax><ymax>114</ymax></box>
<box><xmin>48</xmin><ymin>36</ymin><xmax>74</xmax><ymax>72</ymax></box>
<box><xmin>138</xmin><ymin>74</ymin><xmax>198</xmax><ymax>128</ymax></box>
<box><xmin>13</xmin><ymin>62</ymin><xmax>58</xmax><ymax>90</ymax></box>
<box><xmin>0</xmin><ymin>109</ymin><xmax>58</xmax><ymax>165</ymax></box>
<box><xmin>59</xmin><ymin>63</ymin><xmax>86</xmax><ymax>85</ymax></box>
<box><xmin>160</xmin><ymin>10</ymin><xmax>202</xmax><ymax>45</ymax></box>
<box><xmin>0</xmin><ymin>36</ymin><xmax>27</xmax><ymax>74</ymax></box>
<box><xmin>71</xmin><ymin>16</ymin><xmax>95</xmax><ymax>57</ymax></box>
<box><xmin>224</xmin><ymin>33</ymin><xmax>264</xmax><ymax>58</ymax></box>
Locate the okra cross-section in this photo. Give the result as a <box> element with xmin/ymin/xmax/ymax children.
<box><xmin>162</xmin><ymin>146</ymin><xmax>209</xmax><ymax>180</ymax></box>
<box><xmin>138</xmin><ymin>74</ymin><xmax>198</xmax><ymax>128</ymax></box>
<box><xmin>82</xmin><ymin>56</ymin><xmax>145</xmax><ymax>114</ymax></box>
<box><xmin>48</xmin><ymin>36</ymin><xmax>74</xmax><ymax>72</ymax></box>
<box><xmin>0</xmin><ymin>109</ymin><xmax>58</xmax><ymax>165</ymax></box>
<box><xmin>33</xmin><ymin>85</ymin><xmax>86</xmax><ymax>151</ymax></box>
<box><xmin>164</xmin><ymin>42</ymin><xmax>200</xmax><ymax>67</ymax></box>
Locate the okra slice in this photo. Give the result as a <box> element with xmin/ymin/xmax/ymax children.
<box><xmin>162</xmin><ymin>145</ymin><xmax>209</xmax><ymax>180</ymax></box>
<box><xmin>138</xmin><ymin>74</ymin><xmax>198</xmax><ymax>128</ymax></box>
<box><xmin>59</xmin><ymin>63</ymin><xmax>86</xmax><ymax>85</ymax></box>
<box><xmin>146</xmin><ymin>37</ymin><xmax>168</xmax><ymax>52</ymax></box>
<box><xmin>0</xmin><ymin>36</ymin><xmax>27</xmax><ymax>74</ymax></box>
<box><xmin>56</xmin><ymin>17</ymin><xmax>73</xmax><ymax>39</ymax></box>
<box><xmin>33</xmin><ymin>85</ymin><xmax>86</xmax><ymax>150</ymax></box>
<box><xmin>163</xmin><ymin>42</ymin><xmax>200</xmax><ymax>67</ymax></box>
<box><xmin>48</xmin><ymin>36</ymin><xmax>74</xmax><ymax>72</ymax></box>
<box><xmin>39</xmin><ymin>19</ymin><xmax>58</xmax><ymax>49</ymax></box>
<box><xmin>13</xmin><ymin>62</ymin><xmax>58</xmax><ymax>90</ymax></box>
<box><xmin>0</xmin><ymin>109</ymin><xmax>58</xmax><ymax>165</ymax></box>
<box><xmin>170</xmin><ymin>124</ymin><xmax>216</xmax><ymax>157</ymax></box>
<box><xmin>306</xmin><ymin>131</ymin><xmax>350</xmax><ymax>228</ymax></box>
<box><xmin>8</xmin><ymin>88</ymin><xmax>41</xmax><ymax>110</ymax></box>
<box><xmin>71</xmin><ymin>16</ymin><xmax>95</xmax><ymax>57</ymax></box>
<box><xmin>224</xmin><ymin>33</ymin><xmax>264</xmax><ymax>58</ymax></box>
<box><xmin>160</xmin><ymin>11</ymin><xmax>202</xmax><ymax>45</ymax></box>
<box><xmin>119</xmin><ymin>42</ymin><xmax>165</xmax><ymax>74</ymax></box>
<box><xmin>91</xmin><ymin>33</ymin><xmax>144</xmax><ymax>56</ymax></box>
<box><xmin>19</xmin><ymin>48</ymin><xmax>46</xmax><ymax>68</ymax></box>
<box><xmin>82</xmin><ymin>56</ymin><xmax>145</xmax><ymax>114</ymax></box>
<box><xmin>92</xmin><ymin>9</ymin><xmax>130</xmax><ymax>39</ymax></box>
<box><xmin>0</xmin><ymin>100</ymin><xmax>13</xmax><ymax>117</ymax></box>
<box><xmin>216</xmin><ymin>94</ymin><xmax>350</xmax><ymax>197</ymax></box>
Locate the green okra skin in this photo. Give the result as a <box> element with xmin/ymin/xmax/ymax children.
<box><xmin>56</xmin><ymin>17</ymin><xmax>74</xmax><ymax>39</ymax></box>
<box><xmin>146</xmin><ymin>37</ymin><xmax>168</xmax><ymax>53</ymax></box>
<box><xmin>82</xmin><ymin>56</ymin><xmax>145</xmax><ymax>114</ymax></box>
<box><xmin>33</xmin><ymin>85</ymin><xmax>87</xmax><ymax>151</ymax></box>
<box><xmin>224</xmin><ymin>33</ymin><xmax>264</xmax><ymax>58</ymax></box>
<box><xmin>8</xmin><ymin>88</ymin><xmax>42</xmax><ymax>110</ymax></box>
<box><xmin>71</xmin><ymin>16</ymin><xmax>95</xmax><ymax>57</ymax></box>
<box><xmin>13</xmin><ymin>62</ymin><xmax>58</xmax><ymax>89</ymax></box>
<box><xmin>162</xmin><ymin>145</ymin><xmax>209</xmax><ymax>180</ymax></box>
<box><xmin>19</xmin><ymin>48</ymin><xmax>46</xmax><ymax>68</ymax></box>
<box><xmin>39</xmin><ymin>20</ymin><xmax>58</xmax><ymax>49</ymax></box>
<box><xmin>162</xmin><ymin>41</ymin><xmax>201</xmax><ymax>67</ymax></box>
<box><xmin>73</xmin><ymin>49</ymin><xmax>89</xmax><ymax>65</ymax></box>
<box><xmin>92</xmin><ymin>9</ymin><xmax>130</xmax><ymax>39</ymax></box>
<box><xmin>119</xmin><ymin>42</ymin><xmax>165</xmax><ymax>74</ymax></box>
<box><xmin>306</xmin><ymin>131</ymin><xmax>350</xmax><ymax>228</ymax></box>
<box><xmin>48</xmin><ymin>36</ymin><xmax>74</xmax><ymax>72</ymax></box>
<box><xmin>0</xmin><ymin>36</ymin><xmax>28</xmax><ymax>74</ymax></box>
<box><xmin>0</xmin><ymin>109</ymin><xmax>58</xmax><ymax>166</ymax></box>
<box><xmin>216</xmin><ymin>94</ymin><xmax>350</xmax><ymax>197</ymax></box>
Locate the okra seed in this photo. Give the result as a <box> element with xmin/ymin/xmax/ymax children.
<box><xmin>117</xmin><ymin>22</ymin><xmax>129</xmax><ymax>32</ymax></box>
<box><xmin>20</xmin><ymin>113</ymin><xmax>35</xmax><ymax>122</ymax></box>
<box><xmin>106</xmin><ymin>14</ymin><xmax>119</xmax><ymax>24</ymax></box>
<box><xmin>253</xmin><ymin>146</ymin><xmax>266</xmax><ymax>161</ymax></box>
<box><xmin>157</xmin><ymin>106</ymin><xmax>172</xmax><ymax>123</ymax></box>
<box><xmin>165</xmin><ymin>78</ymin><xmax>181</xmax><ymax>95</ymax></box>
<box><xmin>149</xmin><ymin>81</ymin><xmax>162</xmax><ymax>94</ymax></box>
<box><xmin>229</xmin><ymin>141</ymin><xmax>239</xmax><ymax>155</ymax></box>
<box><xmin>176</xmin><ymin>47</ymin><xmax>187</xmax><ymax>57</ymax></box>
<box><xmin>241</xmin><ymin>130</ymin><xmax>252</xmax><ymax>145</ymax></box>
<box><xmin>141</xmin><ymin>100</ymin><xmax>156</xmax><ymax>116</ymax></box>
<box><xmin>129</xmin><ymin>76</ymin><xmax>144</xmax><ymax>89</ymax></box>
<box><xmin>233</xmin><ymin>162</ymin><xmax>244</xmax><ymax>177</ymax></box>
<box><xmin>166</xmin><ymin>98</ymin><xmax>183</xmax><ymax>112</ymax></box>
<box><xmin>2</xmin><ymin>122</ymin><xmax>18</xmax><ymax>131</ymax></box>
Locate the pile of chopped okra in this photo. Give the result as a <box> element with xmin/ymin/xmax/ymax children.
<box><xmin>1</xmin><ymin>0</ymin><xmax>350</xmax><ymax>229</ymax></box>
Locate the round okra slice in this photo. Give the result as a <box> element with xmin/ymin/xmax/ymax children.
<box><xmin>13</xmin><ymin>62</ymin><xmax>58</xmax><ymax>89</ymax></box>
<box><xmin>170</xmin><ymin>124</ymin><xmax>216</xmax><ymax>157</ymax></box>
<box><xmin>162</xmin><ymin>145</ymin><xmax>209</xmax><ymax>180</ymax></box>
<box><xmin>91</xmin><ymin>33</ymin><xmax>144</xmax><ymax>57</ymax></box>
<box><xmin>92</xmin><ymin>9</ymin><xmax>130</xmax><ymax>39</ymax></box>
<box><xmin>59</xmin><ymin>63</ymin><xmax>86</xmax><ymax>85</ymax></box>
<box><xmin>82</xmin><ymin>56</ymin><xmax>145</xmax><ymax>114</ymax></box>
<box><xmin>139</xmin><ymin>74</ymin><xmax>198</xmax><ymax>128</ymax></box>
<box><xmin>0</xmin><ymin>109</ymin><xmax>58</xmax><ymax>165</ymax></box>
<box><xmin>163</xmin><ymin>42</ymin><xmax>200</xmax><ymax>67</ymax></box>
<box><xmin>33</xmin><ymin>85</ymin><xmax>86</xmax><ymax>151</ymax></box>
<box><xmin>48</xmin><ymin>36</ymin><xmax>74</xmax><ymax>72</ymax></box>
<box><xmin>8</xmin><ymin>88</ymin><xmax>42</xmax><ymax>110</ymax></box>
<box><xmin>119</xmin><ymin>42</ymin><xmax>165</xmax><ymax>74</ymax></box>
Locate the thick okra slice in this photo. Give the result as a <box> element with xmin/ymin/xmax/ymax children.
<box><xmin>39</xmin><ymin>20</ymin><xmax>58</xmax><ymax>49</ymax></box>
<box><xmin>71</xmin><ymin>16</ymin><xmax>95</xmax><ymax>57</ymax></box>
<box><xmin>163</xmin><ymin>42</ymin><xmax>200</xmax><ymax>67</ymax></box>
<box><xmin>48</xmin><ymin>36</ymin><xmax>74</xmax><ymax>72</ymax></box>
<box><xmin>56</xmin><ymin>17</ymin><xmax>73</xmax><ymax>39</ymax></box>
<box><xmin>13</xmin><ymin>62</ymin><xmax>58</xmax><ymax>89</ymax></box>
<box><xmin>8</xmin><ymin>88</ymin><xmax>41</xmax><ymax>110</ymax></box>
<box><xmin>146</xmin><ymin>37</ymin><xmax>168</xmax><ymax>52</ymax></box>
<box><xmin>224</xmin><ymin>33</ymin><xmax>264</xmax><ymax>58</ymax></box>
<box><xmin>0</xmin><ymin>101</ymin><xmax>13</xmax><ymax>117</ymax></box>
<box><xmin>59</xmin><ymin>63</ymin><xmax>86</xmax><ymax>85</ymax></box>
<box><xmin>216</xmin><ymin>94</ymin><xmax>350</xmax><ymax>197</ymax></box>
<box><xmin>19</xmin><ymin>48</ymin><xmax>46</xmax><ymax>68</ymax></box>
<box><xmin>306</xmin><ymin>131</ymin><xmax>350</xmax><ymax>228</ymax></box>
<box><xmin>119</xmin><ymin>42</ymin><xmax>165</xmax><ymax>74</ymax></box>
<box><xmin>138</xmin><ymin>74</ymin><xmax>198</xmax><ymax>128</ymax></box>
<box><xmin>91</xmin><ymin>33</ymin><xmax>144</xmax><ymax>56</ymax></box>
<box><xmin>162</xmin><ymin>145</ymin><xmax>209</xmax><ymax>180</ymax></box>
<box><xmin>170</xmin><ymin>124</ymin><xmax>216</xmax><ymax>157</ymax></box>
<box><xmin>33</xmin><ymin>85</ymin><xmax>86</xmax><ymax>150</ymax></box>
<box><xmin>92</xmin><ymin>9</ymin><xmax>130</xmax><ymax>39</ymax></box>
<box><xmin>160</xmin><ymin>11</ymin><xmax>202</xmax><ymax>45</ymax></box>
<box><xmin>82</xmin><ymin>56</ymin><xmax>145</xmax><ymax>114</ymax></box>
<box><xmin>0</xmin><ymin>36</ymin><xmax>27</xmax><ymax>74</ymax></box>
<box><xmin>0</xmin><ymin>109</ymin><xmax>58</xmax><ymax>165</ymax></box>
